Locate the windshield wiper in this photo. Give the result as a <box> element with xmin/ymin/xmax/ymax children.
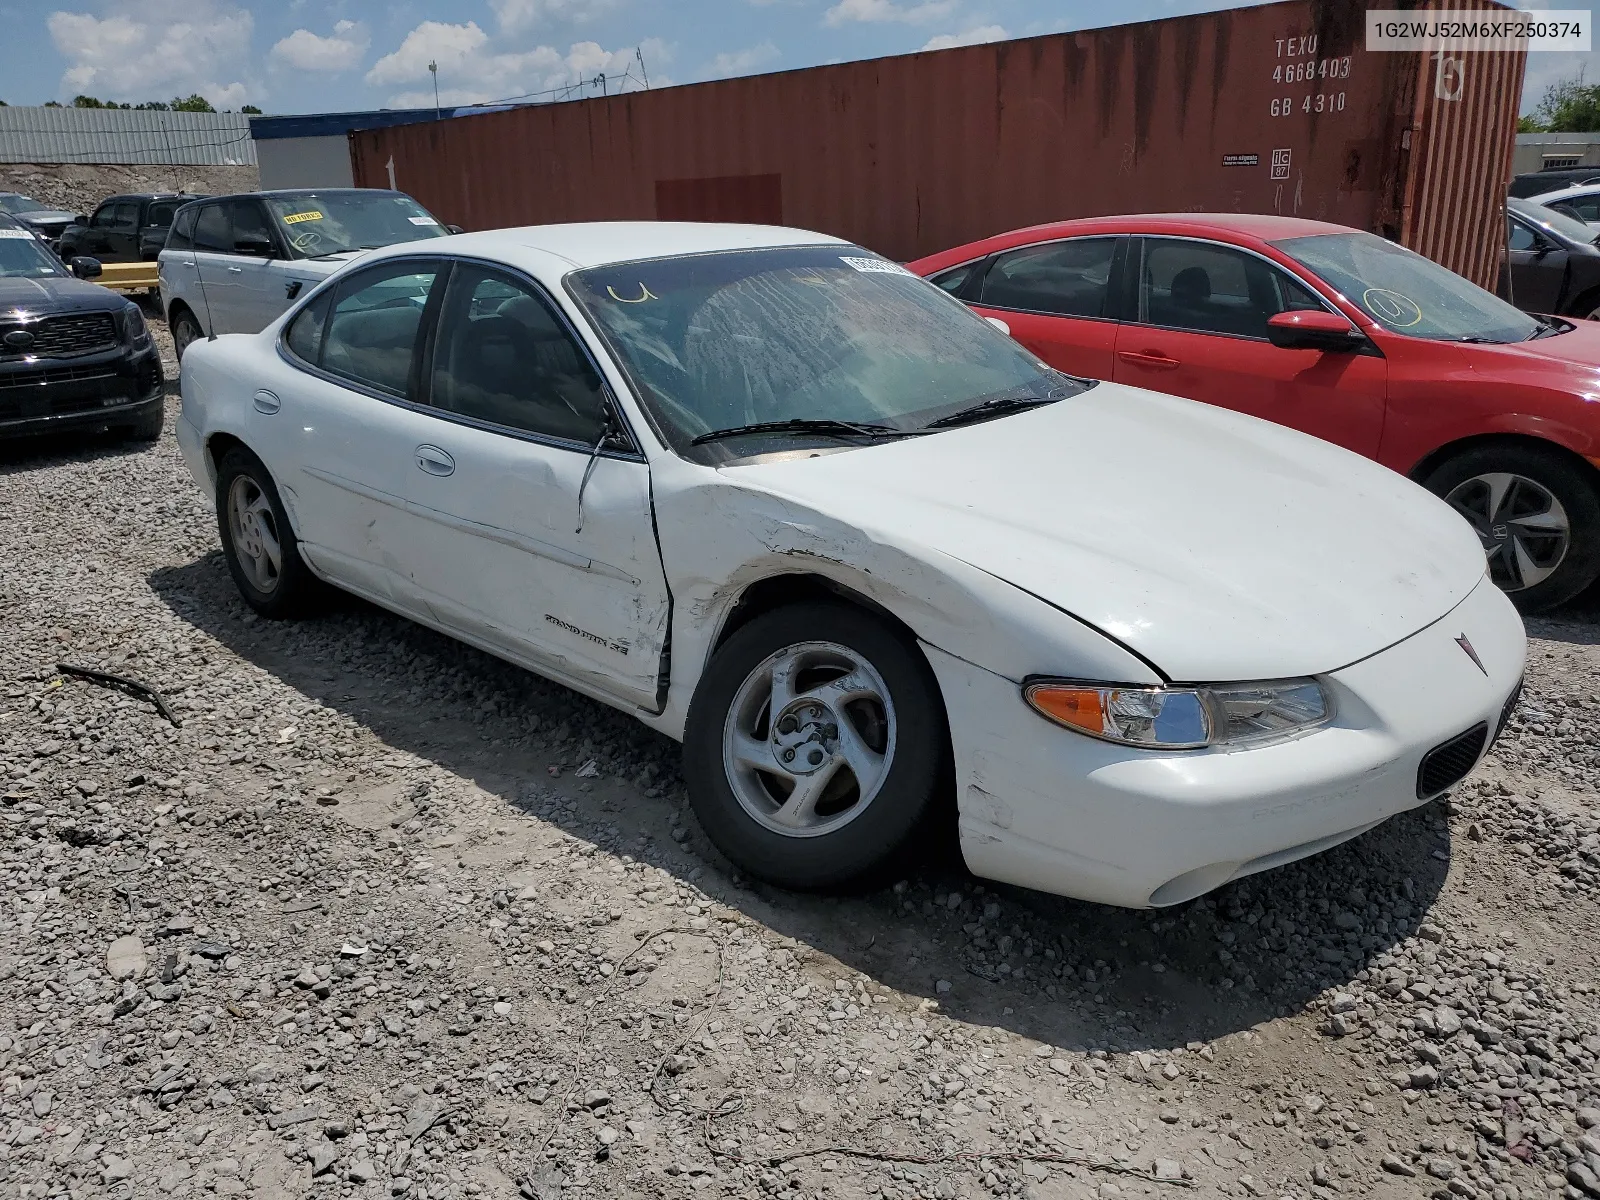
<box><xmin>690</xmin><ymin>417</ymin><xmax>902</xmax><ymax>446</ymax></box>
<box><xmin>1526</xmin><ymin>316</ymin><xmax>1566</xmax><ymax>340</ymax></box>
<box><xmin>923</xmin><ymin>392</ymin><xmax>1063</xmax><ymax>430</ymax></box>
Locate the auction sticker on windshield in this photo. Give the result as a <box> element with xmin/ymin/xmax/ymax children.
<box><xmin>0</xmin><ymin>228</ymin><xmax>36</xmax><ymax>239</ymax></box>
<box><xmin>283</xmin><ymin>211</ymin><xmax>324</xmax><ymax>224</ymax></box>
<box><xmin>839</xmin><ymin>256</ymin><xmax>912</xmax><ymax>275</ymax></box>
<box><xmin>408</xmin><ymin>216</ymin><xmax>439</xmax><ymax>225</ymax></box>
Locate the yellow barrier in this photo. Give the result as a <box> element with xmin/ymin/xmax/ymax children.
<box><xmin>94</xmin><ymin>262</ymin><xmax>160</xmax><ymax>294</ymax></box>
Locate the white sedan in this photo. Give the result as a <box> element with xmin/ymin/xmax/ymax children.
<box><xmin>175</xmin><ymin>223</ymin><xmax>1525</xmax><ymax>908</ymax></box>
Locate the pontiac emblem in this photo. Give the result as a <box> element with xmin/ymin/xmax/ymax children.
<box><xmin>1455</xmin><ymin>634</ymin><xmax>1487</xmax><ymax>677</ymax></box>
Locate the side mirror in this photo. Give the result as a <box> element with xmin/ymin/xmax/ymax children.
<box><xmin>1266</xmin><ymin>310</ymin><xmax>1364</xmax><ymax>351</ymax></box>
<box><xmin>985</xmin><ymin>316</ymin><xmax>1012</xmax><ymax>336</ymax></box>
<box><xmin>70</xmin><ymin>256</ymin><xmax>102</xmax><ymax>279</ymax></box>
<box><xmin>234</xmin><ymin>234</ymin><xmax>276</xmax><ymax>257</ymax></box>
<box><xmin>75</xmin><ymin>214</ymin><xmax>88</xmax><ymax>225</ymax></box>
<box><xmin>445</xmin><ymin>224</ymin><xmax>464</xmax><ymax>235</ymax></box>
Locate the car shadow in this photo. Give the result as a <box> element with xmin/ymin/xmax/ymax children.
<box><xmin>147</xmin><ymin>552</ymin><xmax>1449</xmax><ymax>1054</ymax></box>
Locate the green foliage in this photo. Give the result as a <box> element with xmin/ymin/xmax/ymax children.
<box><xmin>169</xmin><ymin>94</ymin><xmax>216</xmax><ymax>113</ymax></box>
<box><xmin>59</xmin><ymin>93</ymin><xmax>227</xmax><ymax>113</ymax></box>
<box><xmin>241</xmin><ymin>104</ymin><xmax>262</xmax><ymax>114</ymax></box>
<box><xmin>1524</xmin><ymin>72</ymin><xmax>1600</xmax><ymax>132</ymax></box>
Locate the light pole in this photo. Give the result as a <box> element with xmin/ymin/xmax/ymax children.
<box><xmin>429</xmin><ymin>60</ymin><xmax>440</xmax><ymax>120</ymax></box>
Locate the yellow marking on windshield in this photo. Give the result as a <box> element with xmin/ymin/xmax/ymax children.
<box><xmin>606</xmin><ymin>283</ymin><xmax>658</xmax><ymax>304</ymax></box>
<box><xmin>1361</xmin><ymin>287</ymin><xmax>1423</xmax><ymax>327</ymax></box>
<box><xmin>283</xmin><ymin>211</ymin><xmax>324</xmax><ymax>224</ymax></box>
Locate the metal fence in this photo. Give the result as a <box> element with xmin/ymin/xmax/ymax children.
<box><xmin>0</xmin><ymin>106</ymin><xmax>256</xmax><ymax>166</ymax></box>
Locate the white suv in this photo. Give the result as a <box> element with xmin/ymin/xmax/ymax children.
<box><xmin>159</xmin><ymin>188</ymin><xmax>454</xmax><ymax>358</ymax></box>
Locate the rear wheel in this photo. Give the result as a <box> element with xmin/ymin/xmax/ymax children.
<box><xmin>683</xmin><ymin>603</ymin><xmax>948</xmax><ymax>890</ymax></box>
<box><xmin>170</xmin><ymin>308</ymin><xmax>202</xmax><ymax>360</ymax></box>
<box><xmin>215</xmin><ymin>447</ymin><xmax>321</xmax><ymax>618</ymax></box>
<box><xmin>1424</xmin><ymin>442</ymin><xmax>1600</xmax><ymax>611</ymax></box>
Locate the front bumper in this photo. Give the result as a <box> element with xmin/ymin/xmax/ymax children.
<box><xmin>0</xmin><ymin>343</ymin><xmax>163</xmax><ymax>438</ymax></box>
<box><xmin>931</xmin><ymin>575</ymin><xmax>1525</xmax><ymax>908</ymax></box>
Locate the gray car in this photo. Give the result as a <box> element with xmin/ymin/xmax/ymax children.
<box><xmin>0</xmin><ymin>192</ymin><xmax>77</xmax><ymax>248</ymax></box>
<box><xmin>1500</xmin><ymin>196</ymin><xmax>1600</xmax><ymax>319</ymax></box>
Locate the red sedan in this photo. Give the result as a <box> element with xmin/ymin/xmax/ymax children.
<box><xmin>909</xmin><ymin>214</ymin><xmax>1600</xmax><ymax>610</ymax></box>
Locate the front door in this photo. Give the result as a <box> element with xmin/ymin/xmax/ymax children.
<box><xmin>1112</xmin><ymin>236</ymin><xmax>1388</xmax><ymax>458</ymax></box>
<box><xmin>1506</xmin><ymin>216</ymin><xmax>1568</xmax><ymax>314</ymax></box>
<box><xmin>965</xmin><ymin>237</ymin><xmax>1122</xmax><ymax>380</ymax></box>
<box><xmin>391</xmin><ymin>261</ymin><xmax>670</xmax><ymax>708</ymax></box>
<box><xmin>221</xmin><ymin>198</ymin><xmax>292</xmax><ymax>333</ymax></box>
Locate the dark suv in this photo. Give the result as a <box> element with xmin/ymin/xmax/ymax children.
<box><xmin>58</xmin><ymin>193</ymin><xmax>202</xmax><ymax>263</ymax></box>
<box><xmin>0</xmin><ymin>215</ymin><xmax>164</xmax><ymax>441</ymax></box>
<box><xmin>1509</xmin><ymin>167</ymin><xmax>1600</xmax><ymax>198</ymax></box>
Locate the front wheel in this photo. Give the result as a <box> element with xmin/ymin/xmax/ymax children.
<box><xmin>215</xmin><ymin>447</ymin><xmax>322</xmax><ymax>618</ymax></box>
<box><xmin>170</xmin><ymin>309</ymin><xmax>202</xmax><ymax>360</ymax></box>
<box><xmin>1424</xmin><ymin>443</ymin><xmax>1600</xmax><ymax>611</ymax></box>
<box><xmin>683</xmin><ymin>603</ymin><xmax>948</xmax><ymax>890</ymax></box>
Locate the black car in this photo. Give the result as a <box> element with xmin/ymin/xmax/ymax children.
<box><xmin>1508</xmin><ymin>167</ymin><xmax>1600</xmax><ymax>199</ymax></box>
<box><xmin>58</xmin><ymin>192</ymin><xmax>205</xmax><ymax>263</ymax></box>
<box><xmin>0</xmin><ymin>192</ymin><xmax>78</xmax><ymax>248</ymax></box>
<box><xmin>0</xmin><ymin>215</ymin><xmax>164</xmax><ymax>441</ymax></box>
<box><xmin>1499</xmin><ymin>196</ymin><xmax>1600</xmax><ymax>319</ymax></box>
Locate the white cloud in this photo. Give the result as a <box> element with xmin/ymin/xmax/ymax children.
<box><xmin>269</xmin><ymin>20</ymin><xmax>369</xmax><ymax>73</ymax></box>
<box><xmin>369</xmin><ymin>21</ymin><xmax>662</xmax><ymax>106</ymax></box>
<box><xmin>47</xmin><ymin>0</ymin><xmax>254</xmax><ymax>107</ymax></box>
<box><xmin>822</xmin><ymin>0</ymin><xmax>958</xmax><ymax>27</ymax></box>
<box><xmin>708</xmin><ymin>41</ymin><xmax>780</xmax><ymax>77</ymax></box>
<box><xmin>921</xmin><ymin>24</ymin><xmax>1007</xmax><ymax>51</ymax></box>
<box><xmin>490</xmin><ymin>0</ymin><xmax>622</xmax><ymax>36</ymax></box>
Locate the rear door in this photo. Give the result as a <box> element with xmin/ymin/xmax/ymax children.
<box><xmin>140</xmin><ymin>199</ymin><xmax>180</xmax><ymax>260</ymax></box>
<box><xmin>191</xmin><ymin>203</ymin><xmax>245</xmax><ymax>333</ymax></box>
<box><xmin>963</xmin><ymin>237</ymin><xmax>1123</xmax><ymax>379</ymax></box>
<box><xmin>1113</xmin><ymin>236</ymin><xmax>1387</xmax><ymax>457</ymax></box>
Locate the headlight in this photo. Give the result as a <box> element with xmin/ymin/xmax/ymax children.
<box><xmin>120</xmin><ymin>302</ymin><xmax>149</xmax><ymax>345</ymax></box>
<box><xmin>1022</xmin><ymin>678</ymin><xmax>1330</xmax><ymax>749</ymax></box>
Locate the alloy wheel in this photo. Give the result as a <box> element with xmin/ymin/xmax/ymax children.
<box><xmin>227</xmin><ymin>474</ymin><xmax>283</xmax><ymax>594</ymax></box>
<box><xmin>720</xmin><ymin>641</ymin><xmax>896</xmax><ymax>838</ymax></box>
<box><xmin>1445</xmin><ymin>470</ymin><xmax>1571</xmax><ymax>592</ymax></box>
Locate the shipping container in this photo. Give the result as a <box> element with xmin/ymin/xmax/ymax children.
<box><xmin>349</xmin><ymin>0</ymin><xmax>1523</xmax><ymax>289</ymax></box>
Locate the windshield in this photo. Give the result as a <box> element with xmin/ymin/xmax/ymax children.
<box><xmin>1272</xmin><ymin>231</ymin><xmax>1539</xmax><ymax>343</ymax></box>
<box><xmin>0</xmin><ymin>227</ymin><xmax>62</xmax><ymax>278</ymax></box>
<box><xmin>262</xmin><ymin>191</ymin><xmax>448</xmax><ymax>259</ymax></box>
<box><xmin>1510</xmin><ymin>196</ymin><xmax>1598</xmax><ymax>244</ymax></box>
<box><xmin>0</xmin><ymin>195</ymin><xmax>48</xmax><ymax>216</ymax></box>
<box><xmin>568</xmin><ymin>245</ymin><xmax>1085</xmax><ymax>456</ymax></box>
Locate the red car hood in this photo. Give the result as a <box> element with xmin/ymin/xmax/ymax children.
<box><xmin>1464</xmin><ymin>319</ymin><xmax>1600</xmax><ymax>381</ymax></box>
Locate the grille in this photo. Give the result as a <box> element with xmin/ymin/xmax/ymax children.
<box><xmin>0</xmin><ymin>313</ymin><xmax>118</xmax><ymax>359</ymax></box>
<box><xmin>0</xmin><ymin>365</ymin><xmax>123</xmax><ymax>421</ymax></box>
<box><xmin>1417</xmin><ymin>723</ymin><xmax>1488</xmax><ymax>799</ymax></box>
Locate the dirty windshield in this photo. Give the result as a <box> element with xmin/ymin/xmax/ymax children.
<box><xmin>568</xmin><ymin>245</ymin><xmax>1085</xmax><ymax>457</ymax></box>
<box><xmin>264</xmin><ymin>192</ymin><xmax>449</xmax><ymax>260</ymax></box>
<box><xmin>0</xmin><ymin>227</ymin><xmax>61</xmax><ymax>278</ymax></box>
<box><xmin>1273</xmin><ymin>231</ymin><xmax>1540</xmax><ymax>344</ymax></box>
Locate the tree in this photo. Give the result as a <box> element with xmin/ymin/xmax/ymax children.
<box><xmin>170</xmin><ymin>94</ymin><xmax>216</xmax><ymax>113</ymax></box>
<box><xmin>241</xmin><ymin>104</ymin><xmax>262</xmax><ymax>114</ymax></box>
<box><xmin>1523</xmin><ymin>71</ymin><xmax>1600</xmax><ymax>132</ymax></box>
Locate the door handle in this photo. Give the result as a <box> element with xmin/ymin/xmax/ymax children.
<box><xmin>1117</xmin><ymin>349</ymin><xmax>1182</xmax><ymax>370</ymax></box>
<box><xmin>226</xmin><ymin>266</ymin><xmax>243</xmax><ymax>274</ymax></box>
<box><xmin>252</xmin><ymin>389</ymin><xmax>281</xmax><ymax>415</ymax></box>
<box><xmin>415</xmin><ymin>445</ymin><xmax>455</xmax><ymax>476</ymax></box>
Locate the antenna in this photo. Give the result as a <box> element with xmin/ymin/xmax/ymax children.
<box><xmin>636</xmin><ymin>46</ymin><xmax>650</xmax><ymax>89</ymax></box>
<box><xmin>193</xmin><ymin>239</ymin><xmax>219</xmax><ymax>342</ymax></box>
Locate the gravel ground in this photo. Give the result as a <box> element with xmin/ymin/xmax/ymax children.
<box><xmin>0</xmin><ymin>164</ymin><xmax>259</xmax><ymax>221</ymax></box>
<box><xmin>3</xmin><ymin>391</ymin><xmax>1600</xmax><ymax>1200</ymax></box>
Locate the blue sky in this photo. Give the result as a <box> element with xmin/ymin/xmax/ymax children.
<box><xmin>0</xmin><ymin>0</ymin><xmax>1580</xmax><ymax>115</ymax></box>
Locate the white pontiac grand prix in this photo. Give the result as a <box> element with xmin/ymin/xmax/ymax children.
<box><xmin>176</xmin><ymin>222</ymin><xmax>1526</xmax><ymax>908</ymax></box>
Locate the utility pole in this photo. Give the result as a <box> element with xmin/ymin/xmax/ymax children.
<box><xmin>429</xmin><ymin>60</ymin><xmax>440</xmax><ymax>119</ymax></box>
<box><xmin>636</xmin><ymin>46</ymin><xmax>650</xmax><ymax>89</ymax></box>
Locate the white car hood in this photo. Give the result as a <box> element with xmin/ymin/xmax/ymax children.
<box><xmin>722</xmin><ymin>383</ymin><xmax>1486</xmax><ymax>682</ymax></box>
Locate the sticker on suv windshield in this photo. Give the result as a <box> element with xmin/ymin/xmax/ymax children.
<box><xmin>283</xmin><ymin>211</ymin><xmax>324</xmax><ymax>224</ymax></box>
<box><xmin>840</xmin><ymin>256</ymin><xmax>912</xmax><ymax>275</ymax></box>
<box><xmin>408</xmin><ymin>216</ymin><xmax>439</xmax><ymax>226</ymax></box>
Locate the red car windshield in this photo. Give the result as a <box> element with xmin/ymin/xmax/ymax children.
<box><xmin>1273</xmin><ymin>231</ymin><xmax>1540</xmax><ymax>344</ymax></box>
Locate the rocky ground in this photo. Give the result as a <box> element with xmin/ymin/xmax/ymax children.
<box><xmin>0</xmin><ymin>164</ymin><xmax>259</xmax><ymax>222</ymax></box>
<box><xmin>2</xmin><ymin>388</ymin><xmax>1599</xmax><ymax>1200</ymax></box>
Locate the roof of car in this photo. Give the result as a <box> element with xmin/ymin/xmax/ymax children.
<box><xmin>1525</xmin><ymin>182</ymin><xmax>1600</xmax><ymax>202</ymax></box>
<box><xmin>104</xmin><ymin>192</ymin><xmax>190</xmax><ymax>202</ymax></box>
<box><xmin>370</xmin><ymin>222</ymin><xmax>851</xmax><ymax>270</ymax></box>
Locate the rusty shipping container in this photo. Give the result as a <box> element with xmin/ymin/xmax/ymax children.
<box><xmin>350</xmin><ymin>0</ymin><xmax>1522</xmax><ymax>288</ymax></box>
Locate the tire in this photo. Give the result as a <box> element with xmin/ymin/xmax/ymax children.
<box><xmin>1423</xmin><ymin>442</ymin><xmax>1600</xmax><ymax>611</ymax></box>
<box><xmin>170</xmin><ymin>308</ymin><xmax>202</xmax><ymax>361</ymax></box>
<box><xmin>215</xmin><ymin>446</ymin><xmax>321</xmax><ymax>618</ymax></box>
<box><xmin>122</xmin><ymin>399</ymin><xmax>165</xmax><ymax>442</ymax></box>
<box><xmin>682</xmin><ymin>602</ymin><xmax>948</xmax><ymax>890</ymax></box>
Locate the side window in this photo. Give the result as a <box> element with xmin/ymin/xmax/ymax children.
<box><xmin>321</xmin><ymin>262</ymin><xmax>441</xmax><ymax>398</ymax></box>
<box><xmin>1140</xmin><ymin>239</ymin><xmax>1277</xmax><ymax>339</ymax></box>
<box><xmin>1507</xmin><ymin>219</ymin><xmax>1537</xmax><ymax>253</ymax></box>
<box><xmin>224</xmin><ymin>199</ymin><xmax>274</xmax><ymax>253</ymax></box>
<box><xmin>1564</xmin><ymin>193</ymin><xmax>1600</xmax><ymax>222</ymax></box>
<box><xmin>109</xmin><ymin>202</ymin><xmax>139</xmax><ymax>233</ymax></box>
<box><xmin>930</xmin><ymin>263</ymin><xmax>976</xmax><ymax>296</ymax></box>
<box><xmin>429</xmin><ymin>263</ymin><xmax>607</xmax><ymax>444</ymax></box>
<box><xmin>90</xmin><ymin>203</ymin><xmax>117</xmax><ymax>229</ymax></box>
<box><xmin>284</xmin><ymin>290</ymin><xmax>332</xmax><ymax>365</ymax></box>
<box><xmin>193</xmin><ymin>204</ymin><xmax>232</xmax><ymax>253</ymax></box>
<box><xmin>978</xmin><ymin>238</ymin><xmax>1117</xmax><ymax>318</ymax></box>
<box><xmin>1271</xmin><ymin>270</ymin><xmax>1327</xmax><ymax>313</ymax></box>
<box><xmin>146</xmin><ymin>201</ymin><xmax>179</xmax><ymax>229</ymax></box>
<box><xmin>167</xmin><ymin>206</ymin><xmax>197</xmax><ymax>251</ymax></box>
